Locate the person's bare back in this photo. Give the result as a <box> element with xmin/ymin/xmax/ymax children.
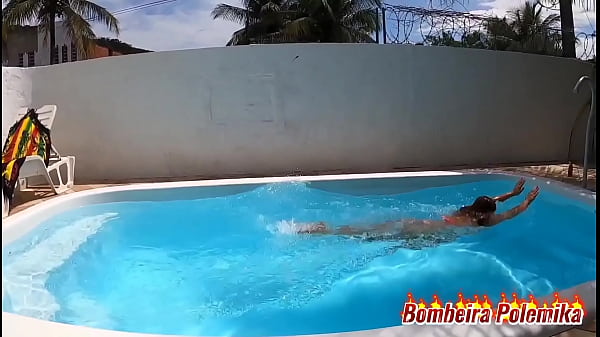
<box><xmin>295</xmin><ymin>179</ymin><xmax>540</xmax><ymax>239</ymax></box>
<box><xmin>298</xmin><ymin>218</ymin><xmax>451</xmax><ymax>236</ymax></box>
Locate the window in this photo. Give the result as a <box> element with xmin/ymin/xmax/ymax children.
<box><xmin>71</xmin><ymin>43</ymin><xmax>77</xmax><ymax>61</ymax></box>
<box><xmin>52</xmin><ymin>46</ymin><xmax>59</xmax><ymax>64</ymax></box>
<box><xmin>61</xmin><ymin>45</ymin><xmax>68</xmax><ymax>63</ymax></box>
<box><xmin>27</xmin><ymin>51</ymin><xmax>35</xmax><ymax>67</ymax></box>
<box><xmin>18</xmin><ymin>53</ymin><xmax>24</xmax><ymax>67</ymax></box>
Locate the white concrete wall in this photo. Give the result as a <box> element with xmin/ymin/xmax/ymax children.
<box><xmin>2</xmin><ymin>44</ymin><xmax>595</xmax><ymax>182</ymax></box>
<box><xmin>2</xmin><ymin>67</ymin><xmax>33</xmax><ymax>217</ymax></box>
<box><xmin>2</xmin><ymin>67</ymin><xmax>32</xmax><ymax>142</ymax></box>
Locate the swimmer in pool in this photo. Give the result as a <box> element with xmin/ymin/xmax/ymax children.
<box><xmin>297</xmin><ymin>178</ymin><xmax>540</xmax><ymax>237</ymax></box>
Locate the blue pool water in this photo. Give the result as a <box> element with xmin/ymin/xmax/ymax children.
<box><xmin>2</xmin><ymin>176</ymin><xmax>596</xmax><ymax>336</ymax></box>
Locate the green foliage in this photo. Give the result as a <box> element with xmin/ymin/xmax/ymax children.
<box><xmin>425</xmin><ymin>1</ymin><xmax>563</xmax><ymax>56</ymax></box>
<box><xmin>94</xmin><ymin>37</ymin><xmax>151</xmax><ymax>54</ymax></box>
<box><xmin>211</xmin><ymin>0</ymin><xmax>381</xmax><ymax>45</ymax></box>
<box><xmin>425</xmin><ymin>31</ymin><xmax>489</xmax><ymax>49</ymax></box>
<box><xmin>3</xmin><ymin>0</ymin><xmax>120</xmax><ymax>63</ymax></box>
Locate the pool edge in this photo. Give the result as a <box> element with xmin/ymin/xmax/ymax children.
<box><xmin>2</xmin><ymin>170</ymin><xmax>596</xmax><ymax>337</ymax></box>
<box><xmin>2</xmin><ymin>280</ymin><xmax>596</xmax><ymax>337</ymax></box>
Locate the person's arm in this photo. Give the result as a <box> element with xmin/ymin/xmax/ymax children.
<box><xmin>488</xmin><ymin>187</ymin><xmax>540</xmax><ymax>226</ymax></box>
<box><xmin>493</xmin><ymin>178</ymin><xmax>526</xmax><ymax>203</ymax></box>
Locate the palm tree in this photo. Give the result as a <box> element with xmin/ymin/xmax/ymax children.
<box><xmin>286</xmin><ymin>0</ymin><xmax>380</xmax><ymax>43</ymax></box>
<box><xmin>425</xmin><ymin>31</ymin><xmax>489</xmax><ymax>49</ymax></box>
<box><xmin>554</xmin><ymin>0</ymin><xmax>595</xmax><ymax>58</ymax></box>
<box><xmin>2</xmin><ymin>8</ymin><xmax>6</xmax><ymax>43</ymax></box>
<box><xmin>484</xmin><ymin>17</ymin><xmax>516</xmax><ymax>51</ymax></box>
<box><xmin>507</xmin><ymin>1</ymin><xmax>562</xmax><ymax>55</ymax></box>
<box><xmin>211</xmin><ymin>0</ymin><xmax>291</xmax><ymax>45</ymax></box>
<box><xmin>1</xmin><ymin>7</ymin><xmax>15</xmax><ymax>45</ymax></box>
<box><xmin>2</xmin><ymin>8</ymin><xmax>9</xmax><ymax>64</ymax></box>
<box><xmin>486</xmin><ymin>2</ymin><xmax>562</xmax><ymax>56</ymax></box>
<box><xmin>211</xmin><ymin>0</ymin><xmax>380</xmax><ymax>45</ymax></box>
<box><xmin>3</xmin><ymin>0</ymin><xmax>120</xmax><ymax>64</ymax></box>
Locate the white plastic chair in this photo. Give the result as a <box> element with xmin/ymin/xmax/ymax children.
<box><xmin>13</xmin><ymin>105</ymin><xmax>76</xmax><ymax>194</ymax></box>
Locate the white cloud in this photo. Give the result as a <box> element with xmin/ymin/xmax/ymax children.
<box><xmin>91</xmin><ymin>0</ymin><xmax>242</xmax><ymax>51</ymax></box>
<box><xmin>471</xmin><ymin>0</ymin><xmax>595</xmax><ymax>58</ymax></box>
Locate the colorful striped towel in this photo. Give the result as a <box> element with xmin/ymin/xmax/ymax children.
<box><xmin>2</xmin><ymin>108</ymin><xmax>52</xmax><ymax>201</ymax></box>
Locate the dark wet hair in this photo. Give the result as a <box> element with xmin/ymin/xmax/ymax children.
<box><xmin>470</xmin><ymin>196</ymin><xmax>497</xmax><ymax>213</ymax></box>
<box><xmin>457</xmin><ymin>196</ymin><xmax>497</xmax><ymax>226</ymax></box>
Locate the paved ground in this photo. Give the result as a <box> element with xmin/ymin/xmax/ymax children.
<box><xmin>554</xmin><ymin>323</ymin><xmax>596</xmax><ymax>337</ymax></box>
<box><xmin>498</xmin><ymin>164</ymin><xmax>596</xmax><ymax>192</ymax></box>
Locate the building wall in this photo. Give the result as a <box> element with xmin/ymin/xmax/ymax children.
<box><xmin>36</xmin><ymin>23</ymin><xmax>82</xmax><ymax>65</ymax></box>
<box><xmin>87</xmin><ymin>45</ymin><xmax>122</xmax><ymax>59</ymax></box>
<box><xmin>2</xmin><ymin>44</ymin><xmax>595</xmax><ymax>182</ymax></box>
<box><xmin>4</xmin><ymin>23</ymin><xmax>119</xmax><ymax>67</ymax></box>
<box><xmin>3</xmin><ymin>26</ymin><xmax>38</xmax><ymax>67</ymax></box>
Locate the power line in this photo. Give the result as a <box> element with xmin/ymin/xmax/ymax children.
<box><xmin>86</xmin><ymin>0</ymin><xmax>178</xmax><ymax>21</ymax></box>
<box><xmin>112</xmin><ymin>0</ymin><xmax>178</xmax><ymax>16</ymax></box>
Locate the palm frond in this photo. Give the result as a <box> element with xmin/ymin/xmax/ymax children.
<box><xmin>260</xmin><ymin>1</ymin><xmax>281</xmax><ymax>14</ymax></box>
<box><xmin>211</xmin><ymin>4</ymin><xmax>248</xmax><ymax>25</ymax></box>
<box><xmin>214</xmin><ymin>0</ymin><xmax>382</xmax><ymax>45</ymax></box>
<box><xmin>351</xmin><ymin>29</ymin><xmax>375</xmax><ymax>42</ymax></box>
<box><xmin>540</xmin><ymin>13</ymin><xmax>560</xmax><ymax>29</ymax></box>
<box><xmin>62</xmin><ymin>6</ymin><xmax>97</xmax><ymax>58</ymax></box>
<box><xmin>341</xmin><ymin>8</ymin><xmax>377</xmax><ymax>31</ymax></box>
<box><xmin>280</xmin><ymin>16</ymin><xmax>317</xmax><ymax>41</ymax></box>
<box><xmin>319</xmin><ymin>0</ymin><xmax>336</xmax><ymax>20</ymax></box>
<box><xmin>226</xmin><ymin>27</ymin><xmax>248</xmax><ymax>45</ymax></box>
<box><xmin>70</xmin><ymin>0</ymin><xmax>119</xmax><ymax>35</ymax></box>
<box><xmin>345</xmin><ymin>0</ymin><xmax>380</xmax><ymax>13</ymax></box>
<box><xmin>36</xmin><ymin>15</ymin><xmax>48</xmax><ymax>45</ymax></box>
<box><xmin>2</xmin><ymin>0</ymin><xmax>42</xmax><ymax>26</ymax></box>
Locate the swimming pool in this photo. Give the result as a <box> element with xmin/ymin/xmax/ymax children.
<box><xmin>2</xmin><ymin>171</ymin><xmax>596</xmax><ymax>337</ymax></box>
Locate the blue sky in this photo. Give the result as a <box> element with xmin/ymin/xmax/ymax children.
<box><xmin>90</xmin><ymin>0</ymin><xmax>595</xmax><ymax>56</ymax></box>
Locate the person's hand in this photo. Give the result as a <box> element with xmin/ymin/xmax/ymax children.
<box><xmin>525</xmin><ymin>186</ymin><xmax>540</xmax><ymax>203</ymax></box>
<box><xmin>512</xmin><ymin>178</ymin><xmax>526</xmax><ymax>196</ymax></box>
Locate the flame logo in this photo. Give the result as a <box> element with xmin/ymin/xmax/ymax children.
<box><xmin>527</xmin><ymin>294</ymin><xmax>539</xmax><ymax>309</ymax></box>
<box><xmin>456</xmin><ymin>292</ymin><xmax>467</xmax><ymax>309</ymax></box>
<box><xmin>431</xmin><ymin>294</ymin><xmax>442</xmax><ymax>309</ymax></box>
<box><xmin>400</xmin><ymin>292</ymin><xmax>416</xmax><ymax>319</ymax></box>
<box><xmin>472</xmin><ymin>295</ymin><xmax>483</xmax><ymax>309</ymax></box>
<box><xmin>571</xmin><ymin>294</ymin><xmax>587</xmax><ymax>317</ymax></box>
<box><xmin>482</xmin><ymin>294</ymin><xmax>493</xmax><ymax>309</ymax></box>
<box><xmin>511</xmin><ymin>292</ymin><xmax>524</xmax><ymax>309</ymax></box>
<box><xmin>400</xmin><ymin>292</ymin><xmax>586</xmax><ymax>323</ymax></box>
<box><xmin>552</xmin><ymin>292</ymin><xmax>561</xmax><ymax>308</ymax></box>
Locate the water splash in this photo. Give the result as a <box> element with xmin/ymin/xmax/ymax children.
<box><xmin>267</xmin><ymin>219</ymin><xmax>321</xmax><ymax>235</ymax></box>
